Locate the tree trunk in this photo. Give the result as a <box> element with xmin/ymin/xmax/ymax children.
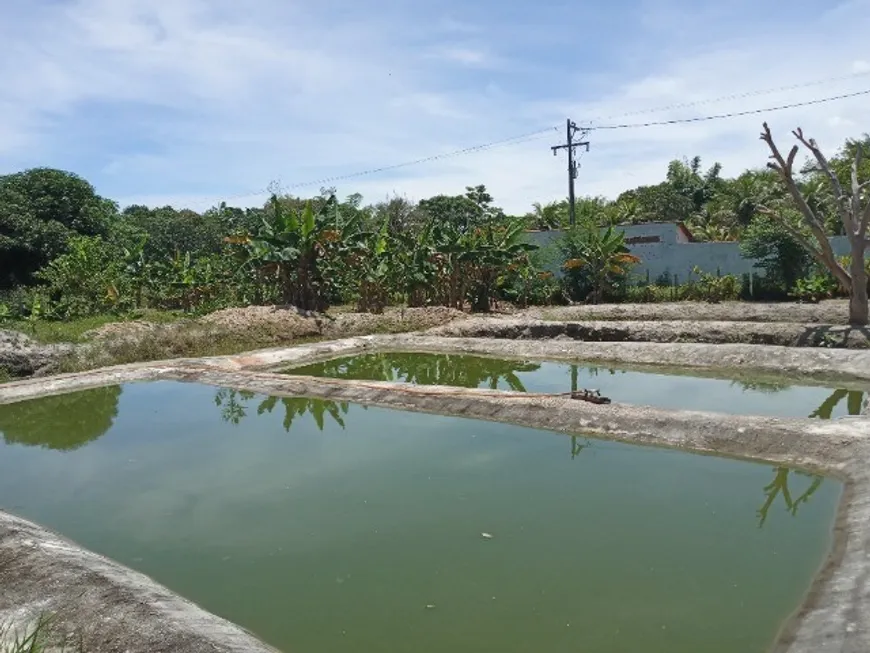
<box><xmin>848</xmin><ymin>242</ymin><xmax>869</xmax><ymax>326</ymax></box>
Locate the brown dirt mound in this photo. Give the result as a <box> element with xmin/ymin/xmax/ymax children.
<box><xmin>327</xmin><ymin>306</ymin><xmax>465</xmax><ymax>336</ymax></box>
<box><xmin>199</xmin><ymin>305</ymin><xmax>323</xmax><ymax>339</ymax></box>
<box><xmin>82</xmin><ymin>320</ymin><xmax>167</xmax><ymax>341</ymax></box>
<box><xmin>196</xmin><ymin>305</ymin><xmax>464</xmax><ymax>341</ymax></box>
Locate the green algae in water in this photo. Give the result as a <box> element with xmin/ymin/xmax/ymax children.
<box><xmin>287</xmin><ymin>351</ymin><xmax>865</xmax><ymax>419</ymax></box>
<box><xmin>0</xmin><ymin>381</ymin><xmax>840</xmax><ymax>653</ymax></box>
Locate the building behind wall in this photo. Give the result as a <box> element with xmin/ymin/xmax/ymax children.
<box><xmin>526</xmin><ymin>222</ymin><xmax>856</xmax><ymax>284</ymax></box>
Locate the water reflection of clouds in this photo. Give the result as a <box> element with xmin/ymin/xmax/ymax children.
<box><xmin>0</xmin><ymin>378</ymin><xmax>842</xmax><ymax>552</ymax></box>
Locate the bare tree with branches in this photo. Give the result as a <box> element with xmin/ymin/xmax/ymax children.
<box><xmin>759</xmin><ymin>122</ymin><xmax>869</xmax><ymax>325</ymax></box>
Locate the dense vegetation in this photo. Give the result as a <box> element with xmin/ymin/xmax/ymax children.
<box><xmin>0</xmin><ymin>132</ymin><xmax>867</xmax><ymax>328</ymax></box>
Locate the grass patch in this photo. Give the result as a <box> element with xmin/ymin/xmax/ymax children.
<box><xmin>0</xmin><ymin>613</ymin><xmax>84</xmax><ymax>653</ymax></box>
<box><xmin>58</xmin><ymin>323</ymin><xmax>328</xmax><ymax>373</ymax></box>
<box><xmin>4</xmin><ymin>310</ymin><xmax>185</xmax><ymax>344</ymax></box>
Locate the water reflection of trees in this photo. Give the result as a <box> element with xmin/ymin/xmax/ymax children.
<box><xmin>756</xmin><ymin>467</ymin><xmax>824</xmax><ymax>527</ymax></box>
<box><xmin>293</xmin><ymin>353</ymin><xmax>542</xmax><ymax>392</ymax></box>
<box><xmin>734</xmin><ymin>380</ymin><xmax>866</xmax><ymax>420</ymax></box>
<box><xmin>732</xmin><ymin>380</ymin><xmax>793</xmax><ymax>394</ymax></box>
<box><xmin>214</xmin><ymin>388</ymin><xmax>351</xmax><ymax>432</ymax></box>
<box><xmin>809</xmin><ymin>389</ymin><xmax>866</xmax><ymax>419</ymax></box>
<box><xmin>0</xmin><ymin>386</ymin><xmax>122</xmax><ymax>451</ymax></box>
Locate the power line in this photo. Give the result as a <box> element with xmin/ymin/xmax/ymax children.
<box><xmin>587</xmin><ymin>88</ymin><xmax>870</xmax><ymax>130</ymax></box>
<box><xmin>282</xmin><ymin>127</ymin><xmax>558</xmax><ymax>190</ymax></box>
<box><xmin>587</xmin><ymin>69</ymin><xmax>870</xmax><ymax>123</ymax></box>
<box><xmin>188</xmin><ymin>77</ymin><xmax>868</xmax><ymax>205</ymax></box>
<box><xmin>283</xmin><ymin>83</ymin><xmax>870</xmax><ymax>192</ymax></box>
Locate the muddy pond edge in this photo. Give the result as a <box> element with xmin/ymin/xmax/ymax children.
<box><xmin>1</xmin><ymin>333</ymin><xmax>869</xmax><ymax>653</ymax></box>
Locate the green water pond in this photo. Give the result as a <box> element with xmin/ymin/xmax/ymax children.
<box><xmin>0</xmin><ymin>381</ymin><xmax>840</xmax><ymax>653</ymax></box>
<box><xmin>286</xmin><ymin>351</ymin><xmax>865</xmax><ymax>419</ymax></box>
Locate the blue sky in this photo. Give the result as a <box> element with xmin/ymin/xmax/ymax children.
<box><xmin>1</xmin><ymin>0</ymin><xmax>868</xmax><ymax>214</ymax></box>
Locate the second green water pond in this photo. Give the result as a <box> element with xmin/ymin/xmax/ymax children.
<box><xmin>286</xmin><ymin>351</ymin><xmax>866</xmax><ymax>419</ymax></box>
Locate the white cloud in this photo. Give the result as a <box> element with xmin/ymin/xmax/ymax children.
<box><xmin>0</xmin><ymin>0</ymin><xmax>868</xmax><ymax>215</ymax></box>
<box><xmin>428</xmin><ymin>45</ymin><xmax>497</xmax><ymax>67</ymax></box>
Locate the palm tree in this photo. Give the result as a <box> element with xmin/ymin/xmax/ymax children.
<box><xmin>528</xmin><ymin>201</ymin><xmax>565</xmax><ymax>230</ymax></box>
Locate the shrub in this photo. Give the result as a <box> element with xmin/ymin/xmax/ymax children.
<box><xmin>790</xmin><ymin>256</ymin><xmax>870</xmax><ymax>303</ymax></box>
<box><xmin>684</xmin><ymin>267</ymin><xmax>741</xmax><ymax>303</ymax></box>
<box><xmin>35</xmin><ymin>236</ymin><xmax>126</xmax><ymax>319</ymax></box>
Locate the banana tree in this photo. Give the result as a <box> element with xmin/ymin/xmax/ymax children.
<box><xmin>429</xmin><ymin>219</ymin><xmax>469</xmax><ymax>309</ymax></box>
<box><xmin>395</xmin><ymin>220</ymin><xmax>438</xmax><ymax>307</ymax></box>
<box><xmin>561</xmin><ymin>223</ymin><xmax>640</xmax><ymax>303</ymax></box>
<box><xmin>121</xmin><ymin>234</ymin><xmax>151</xmax><ymax>309</ymax></box>
<box><xmin>462</xmin><ymin>219</ymin><xmax>538</xmax><ymax>312</ymax></box>
<box><xmin>347</xmin><ymin>214</ymin><xmax>397</xmax><ymax>313</ymax></box>
<box><xmin>238</xmin><ymin>194</ymin><xmax>351</xmax><ymax>311</ymax></box>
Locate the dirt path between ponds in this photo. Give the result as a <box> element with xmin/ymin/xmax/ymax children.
<box><xmin>427</xmin><ymin>317</ymin><xmax>870</xmax><ymax>348</ymax></box>
<box><xmin>538</xmin><ymin>299</ymin><xmax>851</xmax><ymax>323</ymax></box>
<box><xmin>1</xmin><ymin>301</ymin><xmax>864</xmax><ymax>380</ymax></box>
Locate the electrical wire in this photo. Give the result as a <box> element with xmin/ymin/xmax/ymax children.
<box><xmin>586</xmin><ymin>88</ymin><xmax>870</xmax><ymax>130</ymax></box>
<box><xmin>281</xmin><ymin>83</ymin><xmax>870</xmax><ymax>191</ymax></box>
<box><xmin>586</xmin><ymin>69</ymin><xmax>870</xmax><ymax>123</ymax></box>
<box><xmin>165</xmin><ymin>74</ymin><xmax>869</xmax><ymax>205</ymax></box>
<box><xmin>281</xmin><ymin>127</ymin><xmax>558</xmax><ymax>190</ymax></box>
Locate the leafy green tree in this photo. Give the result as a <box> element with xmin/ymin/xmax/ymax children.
<box><xmin>0</xmin><ymin>168</ymin><xmax>116</xmax><ymax>287</ymax></box>
<box><xmin>464</xmin><ymin>184</ymin><xmax>505</xmax><ymax>224</ymax></box>
<box><xmin>119</xmin><ymin>205</ymin><xmax>225</xmax><ymax>258</ymax></box>
<box><xmin>370</xmin><ymin>194</ymin><xmax>425</xmax><ymax>235</ymax></box>
<box><xmin>419</xmin><ymin>185</ymin><xmax>504</xmax><ymax>232</ymax></box>
<box><xmin>36</xmin><ymin>236</ymin><xmax>125</xmax><ymax>318</ymax></box>
<box><xmin>617</xmin><ymin>183</ymin><xmax>695</xmax><ymax>224</ymax></box>
<box><xmin>666</xmin><ymin>156</ymin><xmax>721</xmax><ymax>213</ymax></box>
<box><xmin>740</xmin><ymin>213</ymin><xmax>811</xmax><ymax>292</ymax></box>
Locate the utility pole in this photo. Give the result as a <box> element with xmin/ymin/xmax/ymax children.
<box><xmin>551</xmin><ymin>119</ymin><xmax>590</xmax><ymax>226</ymax></box>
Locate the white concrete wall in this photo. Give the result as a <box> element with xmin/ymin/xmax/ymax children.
<box><xmin>526</xmin><ymin>230</ymin><xmax>857</xmax><ymax>283</ymax></box>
